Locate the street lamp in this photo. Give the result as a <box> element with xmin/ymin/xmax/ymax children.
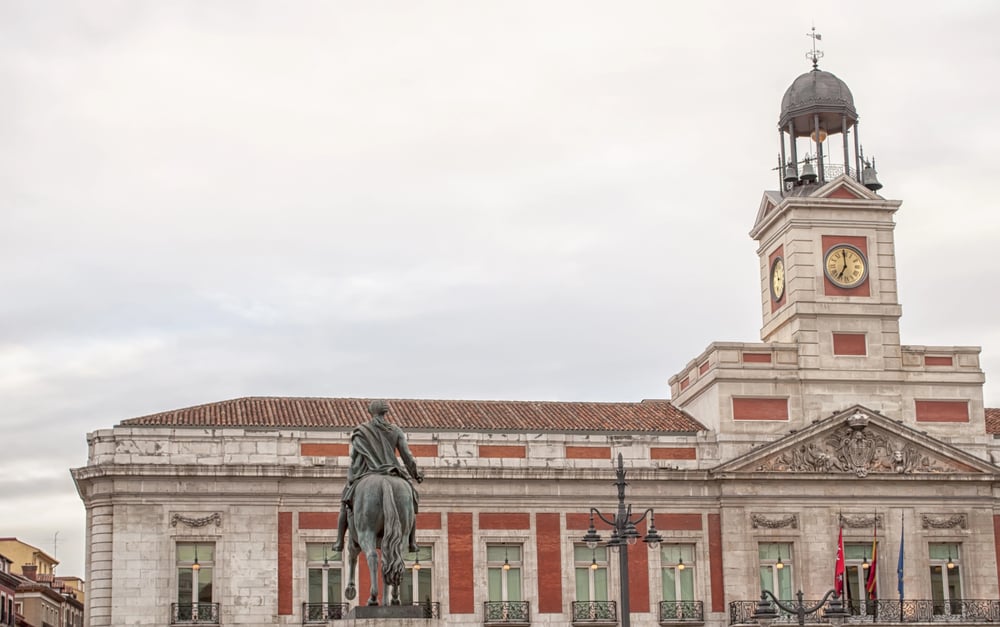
<box><xmin>753</xmin><ymin>589</ymin><xmax>847</xmax><ymax>627</ymax></box>
<box><xmin>580</xmin><ymin>453</ymin><xmax>663</xmax><ymax>627</ymax></box>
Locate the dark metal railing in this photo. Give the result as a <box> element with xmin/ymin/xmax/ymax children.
<box><xmin>484</xmin><ymin>600</ymin><xmax>531</xmax><ymax>623</ymax></box>
<box><xmin>301</xmin><ymin>602</ymin><xmax>349</xmax><ymax>623</ymax></box>
<box><xmin>572</xmin><ymin>601</ymin><xmax>618</xmax><ymax>623</ymax></box>
<box><xmin>660</xmin><ymin>600</ymin><xmax>705</xmax><ymax>622</ymax></box>
<box><xmin>170</xmin><ymin>603</ymin><xmax>220</xmax><ymax>624</ymax></box>
<box><xmin>415</xmin><ymin>601</ymin><xmax>441</xmax><ymax>618</ymax></box>
<box><xmin>730</xmin><ymin>599</ymin><xmax>1000</xmax><ymax>624</ymax></box>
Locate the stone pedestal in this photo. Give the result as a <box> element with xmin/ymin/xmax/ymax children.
<box><xmin>347</xmin><ymin>605</ymin><xmax>427</xmax><ymax>627</ymax></box>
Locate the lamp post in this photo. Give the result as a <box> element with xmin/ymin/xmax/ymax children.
<box><xmin>581</xmin><ymin>453</ymin><xmax>664</xmax><ymax>627</ymax></box>
<box><xmin>752</xmin><ymin>589</ymin><xmax>847</xmax><ymax>627</ymax></box>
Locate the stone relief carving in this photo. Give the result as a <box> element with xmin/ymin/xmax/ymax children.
<box><xmin>755</xmin><ymin>411</ymin><xmax>954</xmax><ymax>476</ymax></box>
<box><xmin>171</xmin><ymin>512</ymin><xmax>222</xmax><ymax>528</ymax></box>
<box><xmin>920</xmin><ymin>514</ymin><xmax>968</xmax><ymax>530</ymax></box>
<box><xmin>839</xmin><ymin>513</ymin><xmax>883</xmax><ymax>529</ymax></box>
<box><xmin>751</xmin><ymin>513</ymin><xmax>798</xmax><ymax>529</ymax></box>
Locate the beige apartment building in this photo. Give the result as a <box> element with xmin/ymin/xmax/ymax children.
<box><xmin>72</xmin><ymin>56</ymin><xmax>1000</xmax><ymax>627</ymax></box>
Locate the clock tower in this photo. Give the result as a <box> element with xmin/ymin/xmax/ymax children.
<box><xmin>668</xmin><ymin>42</ymin><xmax>987</xmax><ymax>459</ymax></box>
<box><xmin>749</xmin><ymin>56</ymin><xmax>902</xmax><ymax>373</ymax></box>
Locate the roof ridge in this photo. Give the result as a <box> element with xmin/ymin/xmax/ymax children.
<box><xmin>118</xmin><ymin>396</ymin><xmax>707</xmax><ymax>433</ymax></box>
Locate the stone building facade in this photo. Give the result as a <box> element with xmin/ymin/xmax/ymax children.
<box><xmin>72</xmin><ymin>59</ymin><xmax>1000</xmax><ymax>627</ymax></box>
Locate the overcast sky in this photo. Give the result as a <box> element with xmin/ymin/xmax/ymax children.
<box><xmin>2</xmin><ymin>1</ymin><xmax>998</xmax><ymax>579</ymax></box>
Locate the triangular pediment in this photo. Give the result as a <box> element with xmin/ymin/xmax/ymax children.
<box><xmin>750</xmin><ymin>177</ymin><xmax>892</xmax><ymax>239</ymax></box>
<box><xmin>713</xmin><ymin>405</ymin><xmax>998</xmax><ymax>477</ymax></box>
<box><xmin>753</xmin><ymin>192</ymin><xmax>781</xmax><ymax>229</ymax></box>
<box><xmin>814</xmin><ymin>174</ymin><xmax>882</xmax><ymax>200</ymax></box>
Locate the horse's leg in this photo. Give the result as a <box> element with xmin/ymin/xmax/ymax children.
<box><xmin>390</xmin><ymin>574</ymin><xmax>401</xmax><ymax>606</ymax></box>
<box><xmin>382</xmin><ymin>479</ymin><xmax>411</xmax><ymax>607</ymax></box>
<box><xmin>344</xmin><ymin>534</ymin><xmax>359</xmax><ymax>601</ymax></box>
<box><xmin>361</xmin><ymin>532</ymin><xmax>380</xmax><ymax>606</ymax></box>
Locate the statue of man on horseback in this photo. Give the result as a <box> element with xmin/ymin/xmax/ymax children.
<box><xmin>335</xmin><ymin>399</ymin><xmax>424</xmax><ymax>606</ymax></box>
<box><xmin>334</xmin><ymin>399</ymin><xmax>423</xmax><ymax>553</ymax></box>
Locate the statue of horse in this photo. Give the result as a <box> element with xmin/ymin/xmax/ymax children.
<box><xmin>343</xmin><ymin>472</ymin><xmax>415</xmax><ymax>606</ymax></box>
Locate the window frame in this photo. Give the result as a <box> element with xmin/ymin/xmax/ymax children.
<box><xmin>401</xmin><ymin>543</ymin><xmax>435</xmax><ymax>605</ymax></box>
<box><xmin>660</xmin><ymin>543</ymin><xmax>697</xmax><ymax>603</ymax></box>
<box><xmin>758</xmin><ymin>541</ymin><xmax>794</xmax><ymax>601</ymax></box>
<box><xmin>176</xmin><ymin>541</ymin><xmax>216</xmax><ymax>613</ymax></box>
<box><xmin>928</xmin><ymin>542</ymin><xmax>963</xmax><ymax>615</ymax></box>
<box><xmin>574</xmin><ymin>544</ymin><xmax>610</xmax><ymax>602</ymax></box>
<box><xmin>305</xmin><ymin>542</ymin><xmax>344</xmax><ymax>605</ymax></box>
<box><xmin>486</xmin><ymin>543</ymin><xmax>524</xmax><ymax>603</ymax></box>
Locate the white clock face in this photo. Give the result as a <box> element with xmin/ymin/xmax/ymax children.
<box><xmin>824</xmin><ymin>245</ymin><xmax>868</xmax><ymax>288</ymax></box>
<box><xmin>770</xmin><ymin>258</ymin><xmax>785</xmax><ymax>301</ymax></box>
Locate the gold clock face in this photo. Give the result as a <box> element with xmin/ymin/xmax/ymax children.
<box><xmin>824</xmin><ymin>244</ymin><xmax>868</xmax><ymax>288</ymax></box>
<box><xmin>770</xmin><ymin>257</ymin><xmax>785</xmax><ymax>301</ymax></box>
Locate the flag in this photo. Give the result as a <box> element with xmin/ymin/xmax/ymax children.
<box><xmin>897</xmin><ymin>515</ymin><xmax>905</xmax><ymax>600</ymax></box>
<box><xmin>834</xmin><ymin>527</ymin><xmax>845</xmax><ymax>596</ymax></box>
<box><xmin>866</xmin><ymin>518</ymin><xmax>878</xmax><ymax>599</ymax></box>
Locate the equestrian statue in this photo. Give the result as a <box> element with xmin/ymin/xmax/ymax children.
<box><xmin>334</xmin><ymin>399</ymin><xmax>424</xmax><ymax>606</ymax></box>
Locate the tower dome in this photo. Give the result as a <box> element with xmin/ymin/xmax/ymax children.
<box><xmin>779</xmin><ymin>69</ymin><xmax>858</xmax><ymax>136</ymax></box>
<box><xmin>775</xmin><ymin>30</ymin><xmax>879</xmax><ymax>192</ymax></box>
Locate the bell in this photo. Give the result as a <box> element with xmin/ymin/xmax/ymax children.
<box><xmin>782</xmin><ymin>163</ymin><xmax>798</xmax><ymax>184</ymax></box>
<box><xmin>862</xmin><ymin>160</ymin><xmax>883</xmax><ymax>191</ymax></box>
<box><xmin>799</xmin><ymin>158</ymin><xmax>818</xmax><ymax>183</ymax></box>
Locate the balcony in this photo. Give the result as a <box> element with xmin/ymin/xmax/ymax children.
<box><xmin>302</xmin><ymin>602</ymin><xmax>349</xmax><ymax>623</ymax></box>
<box><xmin>170</xmin><ymin>603</ymin><xmax>220</xmax><ymax>625</ymax></box>
<box><xmin>730</xmin><ymin>599</ymin><xmax>1000</xmax><ymax>624</ymax></box>
<box><xmin>660</xmin><ymin>601</ymin><xmax>705</xmax><ymax>623</ymax></box>
<box><xmin>484</xmin><ymin>601</ymin><xmax>531</xmax><ymax>625</ymax></box>
<box><xmin>572</xmin><ymin>601</ymin><xmax>618</xmax><ymax>625</ymax></box>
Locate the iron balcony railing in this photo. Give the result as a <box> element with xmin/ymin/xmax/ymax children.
<box><xmin>660</xmin><ymin>600</ymin><xmax>705</xmax><ymax>622</ymax></box>
<box><xmin>415</xmin><ymin>601</ymin><xmax>441</xmax><ymax>618</ymax></box>
<box><xmin>484</xmin><ymin>600</ymin><xmax>531</xmax><ymax>624</ymax></box>
<box><xmin>572</xmin><ymin>601</ymin><xmax>618</xmax><ymax>623</ymax></box>
<box><xmin>301</xmin><ymin>602</ymin><xmax>349</xmax><ymax>623</ymax></box>
<box><xmin>170</xmin><ymin>603</ymin><xmax>220</xmax><ymax>625</ymax></box>
<box><xmin>730</xmin><ymin>599</ymin><xmax>1000</xmax><ymax>624</ymax></box>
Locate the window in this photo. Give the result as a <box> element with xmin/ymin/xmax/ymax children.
<box><xmin>575</xmin><ymin>545</ymin><xmax>609</xmax><ymax>602</ymax></box>
<box><xmin>929</xmin><ymin>543</ymin><xmax>962</xmax><ymax>615</ymax></box>
<box><xmin>401</xmin><ymin>545</ymin><xmax>433</xmax><ymax>605</ymax></box>
<box><xmin>306</xmin><ymin>543</ymin><xmax>343</xmax><ymax>619</ymax></box>
<box><xmin>844</xmin><ymin>543</ymin><xmax>877</xmax><ymax>614</ymax></box>
<box><xmin>662</xmin><ymin>544</ymin><xmax>696</xmax><ymax>602</ymax></box>
<box><xmin>759</xmin><ymin>542</ymin><xmax>792</xmax><ymax>600</ymax></box>
<box><xmin>486</xmin><ymin>544</ymin><xmax>526</xmax><ymax>622</ymax></box>
<box><xmin>487</xmin><ymin>544</ymin><xmax>522</xmax><ymax>603</ymax></box>
<box><xmin>177</xmin><ymin>542</ymin><xmax>214</xmax><ymax>621</ymax></box>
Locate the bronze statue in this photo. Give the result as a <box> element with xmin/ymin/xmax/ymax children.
<box><xmin>336</xmin><ymin>399</ymin><xmax>423</xmax><ymax>606</ymax></box>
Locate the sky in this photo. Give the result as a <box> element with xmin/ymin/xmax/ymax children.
<box><xmin>2</xmin><ymin>1</ymin><xmax>998</xmax><ymax>580</ymax></box>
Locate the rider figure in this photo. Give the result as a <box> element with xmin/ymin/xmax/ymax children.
<box><xmin>333</xmin><ymin>399</ymin><xmax>424</xmax><ymax>553</ymax></box>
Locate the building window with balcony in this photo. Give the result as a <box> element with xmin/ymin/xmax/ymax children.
<box><xmin>401</xmin><ymin>545</ymin><xmax>434</xmax><ymax>606</ymax></box>
<box><xmin>661</xmin><ymin>544</ymin><xmax>701</xmax><ymax>621</ymax></box>
<box><xmin>485</xmin><ymin>543</ymin><xmax>528</xmax><ymax>623</ymax></box>
<box><xmin>759</xmin><ymin>542</ymin><xmax>793</xmax><ymax>601</ymax></box>
<box><xmin>929</xmin><ymin>543</ymin><xmax>962</xmax><ymax>615</ymax></box>
<box><xmin>174</xmin><ymin>542</ymin><xmax>218</xmax><ymax>624</ymax></box>
<box><xmin>573</xmin><ymin>545</ymin><xmax>615</xmax><ymax>622</ymax></box>
<box><xmin>304</xmin><ymin>543</ymin><xmax>345</xmax><ymax>622</ymax></box>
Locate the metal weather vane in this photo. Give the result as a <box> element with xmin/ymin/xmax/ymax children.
<box><xmin>807</xmin><ymin>26</ymin><xmax>824</xmax><ymax>69</ymax></box>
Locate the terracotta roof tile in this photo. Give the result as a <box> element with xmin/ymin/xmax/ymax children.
<box><xmin>118</xmin><ymin>397</ymin><xmax>706</xmax><ymax>434</ymax></box>
<box><xmin>986</xmin><ymin>408</ymin><xmax>1000</xmax><ymax>434</ymax></box>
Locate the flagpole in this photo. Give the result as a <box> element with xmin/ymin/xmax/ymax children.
<box><xmin>897</xmin><ymin>512</ymin><xmax>905</xmax><ymax>622</ymax></box>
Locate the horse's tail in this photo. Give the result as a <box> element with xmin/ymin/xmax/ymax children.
<box><xmin>381</xmin><ymin>479</ymin><xmax>406</xmax><ymax>584</ymax></box>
